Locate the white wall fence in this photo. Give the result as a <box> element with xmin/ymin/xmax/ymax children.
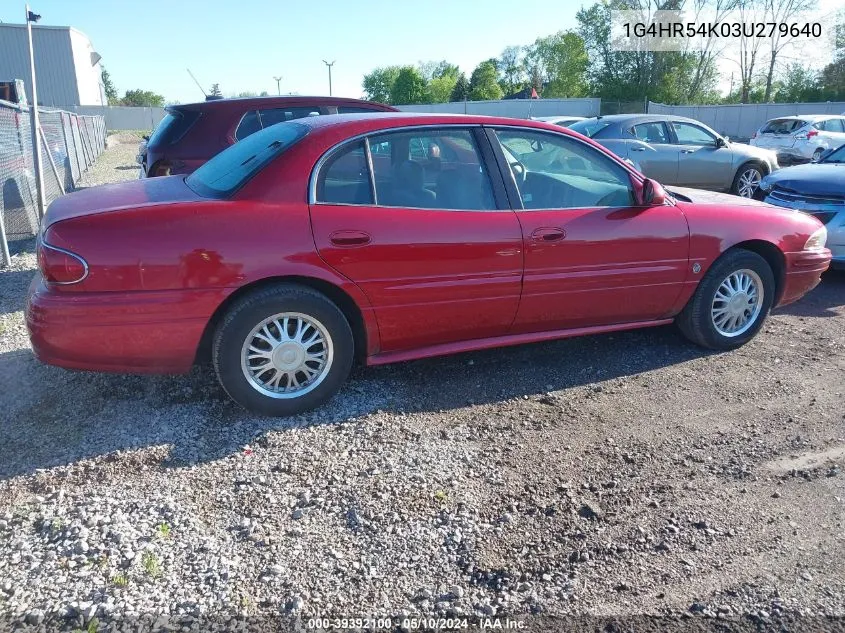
<box><xmin>648</xmin><ymin>101</ymin><xmax>845</xmax><ymax>140</ymax></box>
<box><xmin>396</xmin><ymin>98</ymin><xmax>601</xmax><ymax>118</ymax></box>
<box><xmin>57</xmin><ymin>105</ymin><xmax>167</xmax><ymax>132</ymax></box>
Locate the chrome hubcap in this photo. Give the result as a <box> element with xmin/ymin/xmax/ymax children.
<box><xmin>711</xmin><ymin>269</ymin><xmax>764</xmax><ymax>337</ymax></box>
<box><xmin>737</xmin><ymin>169</ymin><xmax>761</xmax><ymax>198</ymax></box>
<box><xmin>241</xmin><ymin>313</ymin><xmax>333</xmax><ymax>399</ymax></box>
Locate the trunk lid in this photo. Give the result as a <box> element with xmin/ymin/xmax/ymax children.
<box><xmin>43</xmin><ymin>175</ymin><xmax>202</xmax><ymax>229</ymax></box>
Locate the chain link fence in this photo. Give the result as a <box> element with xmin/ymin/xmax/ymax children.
<box><xmin>1</xmin><ymin>100</ymin><xmax>105</xmax><ymax>266</ymax></box>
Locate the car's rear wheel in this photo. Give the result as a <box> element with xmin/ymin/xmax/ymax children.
<box><xmin>812</xmin><ymin>148</ymin><xmax>824</xmax><ymax>162</ymax></box>
<box><xmin>213</xmin><ymin>284</ymin><xmax>354</xmax><ymax>416</ymax></box>
<box><xmin>731</xmin><ymin>163</ymin><xmax>763</xmax><ymax>198</ymax></box>
<box><xmin>676</xmin><ymin>249</ymin><xmax>775</xmax><ymax>350</ymax></box>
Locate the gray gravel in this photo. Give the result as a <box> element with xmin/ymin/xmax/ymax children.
<box><xmin>1</xmin><ymin>136</ymin><xmax>844</xmax><ymax>631</ymax></box>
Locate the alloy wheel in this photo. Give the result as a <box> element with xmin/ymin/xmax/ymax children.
<box><xmin>737</xmin><ymin>168</ymin><xmax>761</xmax><ymax>198</ymax></box>
<box><xmin>711</xmin><ymin>269</ymin><xmax>764</xmax><ymax>337</ymax></box>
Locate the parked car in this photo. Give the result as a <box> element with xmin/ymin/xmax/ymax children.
<box><xmin>530</xmin><ymin>115</ymin><xmax>586</xmax><ymax>127</ymax></box>
<box><xmin>27</xmin><ymin>113</ymin><xmax>830</xmax><ymax>415</ymax></box>
<box><xmin>755</xmin><ymin>143</ymin><xmax>845</xmax><ymax>269</ymax></box>
<box><xmin>750</xmin><ymin>115</ymin><xmax>845</xmax><ymax>164</ymax></box>
<box><xmin>137</xmin><ymin>96</ymin><xmax>397</xmax><ymax>177</ymax></box>
<box><xmin>569</xmin><ymin>114</ymin><xmax>778</xmax><ymax>198</ymax></box>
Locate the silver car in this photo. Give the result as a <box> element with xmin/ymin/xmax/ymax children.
<box><xmin>750</xmin><ymin>115</ymin><xmax>845</xmax><ymax>164</ymax></box>
<box><xmin>569</xmin><ymin>115</ymin><xmax>779</xmax><ymax>198</ymax></box>
<box><xmin>530</xmin><ymin>116</ymin><xmax>586</xmax><ymax>128</ymax></box>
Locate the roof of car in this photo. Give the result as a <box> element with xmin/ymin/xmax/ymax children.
<box><xmin>171</xmin><ymin>95</ymin><xmax>395</xmax><ymax>112</ymax></box>
<box><xmin>291</xmin><ymin>111</ymin><xmax>577</xmax><ymax>132</ymax></box>
<box><xmin>764</xmin><ymin>114</ymin><xmax>843</xmax><ymax>121</ymax></box>
<box><xmin>577</xmin><ymin>114</ymin><xmax>708</xmax><ymax>125</ymax></box>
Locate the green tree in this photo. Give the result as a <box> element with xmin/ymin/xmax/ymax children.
<box><xmin>819</xmin><ymin>54</ymin><xmax>845</xmax><ymax>101</ymax></box>
<box><xmin>101</xmin><ymin>67</ymin><xmax>118</xmax><ymax>104</ymax></box>
<box><xmin>362</xmin><ymin>66</ymin><xmax>401</xmax><ymax>103</ymax></box>
<box><xmin>419</xmin><ymin>60</ymin><xmax>460</xmax><ymax>80</ymax></box>
<box><xmin>469</xmin><ymin>61</ymin><xmax>503</xmax><ymax>101</ymax></box>
<box><xmin>450</xmin><ymin>73</ymin><xmax>470</xmax><ymax>101</ymax></box>
<box><xmin>119</xmin><ymin>89</ymin><xmax>165</xmax><ymax>107</ymax></box>
<box><xmin>427</xmin><ymin>74</ymin><xmax>458</xmax><ymax>103</ymax></box>
<box><xmin>525</xmin><ymin>31</ymin><xmax>588</xmax><ymax>98</ymax></box>
<box><xmin>209</xmin><ymin>83</ymin><xmax>222</xmax><ymax>98</ymax></box>
<box><xmin>390</xmin><ymin>66</ymin><xmax>428</xmax><ymax>105</ymax></box>
<box><xmin>497</xmin><ymin>45</ymin><xmax>525</xmax><ymax>96</ymax></box>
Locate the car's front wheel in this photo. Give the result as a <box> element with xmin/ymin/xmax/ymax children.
<box><xmin>213</xmin><ymin>284</ymin><xmax>354</xmax><ymax>416</ymax></box>
<box><xmin>676</xmin><ymin>249</ymin><xmax>775</xmax><ymax>350</ymax></box>
<box><xmin>731</xmin><ymin>163</ymin><xmax>763</xmax><ymax>198</ymax></box>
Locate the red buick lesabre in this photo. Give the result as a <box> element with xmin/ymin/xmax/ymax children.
<box><xmin>26</xmin><ymin>114</ymin><xmax>831</xmax><ymax>416</ymax></box>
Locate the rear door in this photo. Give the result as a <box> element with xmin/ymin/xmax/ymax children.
<box><xmin>629</xmin><ymin>121</ymin><xmax>679</xmax><ymax>183</ymax></box>
<box><xmin>818</xmin><ymin>118</ymin><xmax>845</xmax><ymax>151</ymax></box>
<box><xmin>670</xmin><ymin>121</ymin><xmax>734</xmax><ymax>189</ymax></box>
<box><xmin>309</xmin><ymin>127</ymin><xmax>524</xmax><ymax>353</ymax></box>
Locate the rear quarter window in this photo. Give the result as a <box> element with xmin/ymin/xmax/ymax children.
<box><xmin>761</xmin><ymin>119</ymin><xmax>806</xmax><ymax>134</ymax></box>
<box><xmin>567</xmin><ymin>119</ymin><xmax>612</xmax><ymax>138</ymax></box>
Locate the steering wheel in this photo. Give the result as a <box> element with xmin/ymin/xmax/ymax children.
<box><xmin>509</xmin><ymin>158</ymin><xmax>527</xmax><ymax>185</ymax></box>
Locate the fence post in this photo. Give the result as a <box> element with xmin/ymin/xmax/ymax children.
<box><xmin>0</xmin><ymin>209</ymin><xmax>10</xmax><ymax>268</ymax></box>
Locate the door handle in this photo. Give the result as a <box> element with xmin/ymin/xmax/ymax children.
<box><xmin>531</xmin><ymin>227</ymin><xmax>566</xmax><ymax>242</ymax></box>
<box><xmin>329</xmin><ymin>230</ymin><xmax>371</xmax><ymax>247</ymax></box>
<box><xmin>631</xmin><ymin>146</ymin><xmax>647</xmax><ymax>152</ymax></box>
<box><xmin>681</xmin><ymin>149</ymin><xmax>695</xmax><ymax>154</ymax></box>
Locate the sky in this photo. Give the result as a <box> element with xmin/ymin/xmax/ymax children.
<box><xmin>0</xmin><ymin>0</ymin><xmax>582</xmax><ymax>104</ymax></box>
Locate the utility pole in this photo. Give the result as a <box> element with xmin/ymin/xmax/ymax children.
<box><xmin>26</xmin><ymin>5</ymin><xmax>46</xmax><ymax>220</ymax></box>
<box><xmin>322</xmin><ymin>60</ymin><xmax>335</xmax><ymax>96</ymax></box>
<box><xmin>273</xmin><ymin>76</ymin><xmax>282</xmax><ymax>95</ymax></box>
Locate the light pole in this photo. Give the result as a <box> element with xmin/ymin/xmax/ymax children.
<box><xmin>273</xmin><ymin>76</ymin><xmax>282</xmax><ymax>95</ymax></box>
<box><xmin>322</xmin><ymin>60</ymin><xmax>335</xmax><ymax>96</ymax></box>
<box><xmin>26</xmin><ymin>4</ymin><xmax>46</xmax><ymax>220</ymax></box>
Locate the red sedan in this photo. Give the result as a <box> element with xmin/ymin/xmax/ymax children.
<box><xmin>26</xmin><ymin>114</ymin><xmax>831</xmax><ymax>416</ymax></box>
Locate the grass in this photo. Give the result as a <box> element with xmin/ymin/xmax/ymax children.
<box><xmin>141</xmin><ymin>551</ymin><xmax>162</xmax><ymax>580</ymax></box>
<box><xmin>156</xmin><ymin>522</ymin><xmax>171</xmax><ymax>539</ymax></box>
<box><xmin>434</xmin><ymin>490</ymin><xmax>448</xmax><ymax>501</ymax></box>
<box><xmin>112</xmin><ymin>571</ymin><xmax>129</xmax><ymax>587</ymax></box>
<box><xmin>72</xmin><ymin>618</ymin><xmax>99</xmax><ymax>633</ymax></box>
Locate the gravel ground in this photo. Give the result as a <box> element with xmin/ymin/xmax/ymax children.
<box><xmin>1</xmin><ymin>136</ymin><xmax>844</xmax><ymax>632</ymax></box>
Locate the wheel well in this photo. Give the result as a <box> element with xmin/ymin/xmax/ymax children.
<box><xmin>729</xmin><ymin>240</ymin><xmax>785</xmax><ymax>302</ymax></box>
<box><xmin>737</xmin><ymin>159</ymin><xmax>769</xmax><ymax>177</ymax></box>
<box><xmin>194</xmin><ymin>277</ymin><xmax>368</xmax><ymax>366</ymax></box>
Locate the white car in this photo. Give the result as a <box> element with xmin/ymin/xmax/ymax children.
<box><xmin>530</xmin><ymin>115</ymin><xmax>586</xmax><ymax>128</ymax></box>
<box><xmin>750</xmin><ymin>115</ymin><xmax>845</xmax><ymax>164</ymax></box>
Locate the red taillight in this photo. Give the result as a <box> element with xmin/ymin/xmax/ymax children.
<box><xmin>807</xmin><ymin>129</ymin><xmax>818</xmax><ymax>138</ymax></box>
<box><xmin>37</xmin><ymin>239</ymin><xmax>88</xmax><ymax>284</ymax></box>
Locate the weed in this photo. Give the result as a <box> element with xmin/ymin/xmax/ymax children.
<box><xmin>155</xmin><ymin>522</ymin><xmax>171</xmax><ymax>539</ymax></box>
<box><xmin>141</xmin><ymin>551</ymin><xmax>161</xmax><ymax>579</ymax></box>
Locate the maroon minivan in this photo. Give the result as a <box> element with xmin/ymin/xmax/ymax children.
<box><xmin>138</xmin><ymin>96</ymin><xmax>397</xmax><ymax>177</ymax></box>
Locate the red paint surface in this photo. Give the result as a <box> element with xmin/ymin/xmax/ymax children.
<box><xmin>26</xmin><ymin>114</ymin><xmax>831</xmax><ymax>375</ymax></box>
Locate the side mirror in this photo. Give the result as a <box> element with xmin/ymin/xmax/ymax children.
<box><xmin>715</xmin><ymin>137</ymin><xmax>727</xmax><ymax>148</ymax></box>
<box><xmin>641</xmin><ymin>178</ymin><xmax>666</xmax><ymax>206</ymax></box>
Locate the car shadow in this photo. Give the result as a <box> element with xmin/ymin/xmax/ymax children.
<box><xmin>0</xmin><ymin>322</ymin><xmax>715</xmax><ymax>481</ymax></box>
<box><xmin>774</xmin><ymin>269</ymin><xmax>844</xmax><ymax>318</ymax></box>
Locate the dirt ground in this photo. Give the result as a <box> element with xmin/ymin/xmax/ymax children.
<box><xmin>0</xmin><ymin>135</ymin><xmax>843</xmax><ymax>632</ymax></box>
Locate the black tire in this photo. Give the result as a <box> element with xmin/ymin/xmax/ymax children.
<box><xmin>212</xmin><ymin>284</ymin><xmax>354</xmax><ymax>416</ymax></box>
<box><xmin>812</xmin><ymin>148</ymin><xmax>824</xmax><ymax>162</ymax></box>
<box><xmin>731</xmin><ymin>162</ymin><xmax>764</xmax><ymax>198</ymax></box>
<box><xmin>676</xmin><ymin>249</ymin><xmax>775</xmax><ymax>350</ymax></box>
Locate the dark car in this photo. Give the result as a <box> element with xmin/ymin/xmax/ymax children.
<box><xmin>138</xmin><ymin>96</ymin><xmax>397</xmax><ymax>177</ymax></box>
<box><xmin>569</xmin><ymin>115</ymin><xmax>778</xmax><ymax>197</ymax></box>
<box><xmin>757</xmin><ymin>144</ymin><xmax>845</xmax><ymax>269</ymax></box>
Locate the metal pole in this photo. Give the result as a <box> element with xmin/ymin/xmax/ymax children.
<box><xmin>26</xmin><ymin>5</ymin><xmax>47</xmax><ymax>220</ymax></box>
<box><xmin>274</xmin><ymin>76</ymin><xmax>282</xmax><ymax>95</ymax></box>
<box><xmin>0</xmin><ymin>206</ymin><xmax>10</xmax><ymax>267</ymax></box>
<box><xmin>323</xmin><ymin>60</ymin><xmax>335</xmax><ymax>96</ymax></box>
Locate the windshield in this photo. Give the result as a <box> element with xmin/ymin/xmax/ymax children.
<box><xmin>186</xmin><ymin>122</ymin><xmax>308</xmax><ymax>198</ymax></box>
<box><xmin>568</xmin><ymin>119</ymin><xmax>611</xmax><ymax>138</ymax></box>
<box><xmin>760</xmin><ymin>118</ymin><xmax>806</xmax><ymax>134</ymax></box>
<box><xmin>821</xmin><ymin>144</ymin><xmax>845</xmax><ymax>163</ymax></box>
<box><xmin>148</xmin><ymin>110</ymin><xmax>201</xmax><ymax>147</ymax></box>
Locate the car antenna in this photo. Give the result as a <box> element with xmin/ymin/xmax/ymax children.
<box><xmin>187</xmin><ymin>68</ymin><xmax>207</xmax><ymax>98</ymax></box>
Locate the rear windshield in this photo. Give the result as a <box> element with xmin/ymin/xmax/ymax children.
<box><xmin>186</xmin><ymin>122</ymin><xmax>308</xmax><ymax>199</ymax></box>
<box><xmin>148</xmin><ymin>110</ymin><xmax>201</xmax><ymax>147</ymax></box>
<box><xmin>760</xmin><ymin>118</ymin><xmax>807</xmax><ymax>134</ymax></box>
<box><xmin>568</xmin><ymin>119</ymin><xmax>612</xmax><ymax>138</ymax></box>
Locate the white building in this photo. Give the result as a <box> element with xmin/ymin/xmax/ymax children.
<box><xmin>0</xmin><ymin>23</ymin><xmax>106</xmax><ymax>106</ymax></box>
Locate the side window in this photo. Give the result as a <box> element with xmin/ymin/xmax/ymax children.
<box><xmin>821</xmin><ymin>118</ymin><xmax>845</xmax><ymax>132</ymax></box>
<box><xmin>632</xmin><ymin>122</ymin><xmax>670</xmax><ymax>144</ymax></box>
<box><xmin>672</xmin><ymin>122</ymin><xmax>717</xmax><ymax>145</ymax></box>
<box><xmin>315</xmin><ymin>141</ymin><xmax>373</xmax><ymax>205</ymax></box>
<box><xmin>495</xmin><ymin>129</ymin><xmax>634</xmax><ymax>210</ymax></box>
<box><xmin>259</xmin><ymin>107</ymin><xmax>321</xmax><ymax>127</ymax></box>
<box><xmin>367</xmin><ymin>129</ymin><xmax>495</xmax><ymax>210</ymax></box>
<box><xmin>235</xmin><ymin>110</ymin><xmax>261</xmax><ymax>140</ymax></box>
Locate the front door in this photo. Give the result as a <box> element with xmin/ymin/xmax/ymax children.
<box><xmin>309</xmin><ymin>128</ymin><xmax>523</xmax><ymax>353</ymax></box>
<box><xmin>670</xmin><ymin>120</ymin><xmax>734</xmax><ymax>189</ymax></box>
<box><xmin>490</xmin><ymin>126</ymin><xmax>690</xmax><ymax>333</ymax></box>
<box><xmin>629</xmin><ymin>121</ymin><xmax>679</xmax><ymax>184</ymax></box>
